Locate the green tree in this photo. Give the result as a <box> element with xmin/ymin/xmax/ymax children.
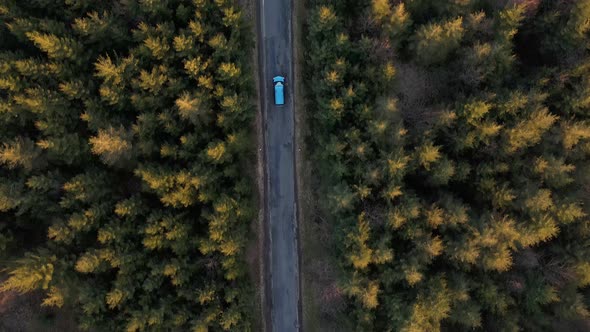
<box><xmin>0</xmin><ymin>136</ymin><xmax>44</xmax><ymax>171</ymax></box>
<box><xmin>89</xmin><ymin>126</ymin><xmax>133</xmax><ymax>166</ymax></box>
<box><xmin>26</xmin><ymin>31</ymin><xmax>82</xmax><ymax>60</ymax></box>
<box><xmin>414</xmin><ymin>17</ymin><xmax>464</xmax><ymax>65</ymax></box>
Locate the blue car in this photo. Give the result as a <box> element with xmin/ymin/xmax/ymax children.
<box><xmin>273</xmin><ymin>76</ymin><xmax>285</xmax><ymax>106</ymax></box>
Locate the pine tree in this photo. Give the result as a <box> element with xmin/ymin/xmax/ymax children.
<box><xmin>533</xmin><ymin>156</ymin><xmax>575</xmax><ymax>189</ymax></box>
<box><xmin>504</xmin><ymin>108</ymin><xmax>558</xmax><ymax>154</ymax></box>
<box><xmin>0</xmin><ymin>136</ymin><xmax>44</xmax><ymax>171</ymax></box>
<box><xmin>38</xmin><ymin>133</ymin><xmax>89</xmax><ymax>165</ymax></box>
<box><xmin>372</xmin><ymin>0</ymin><xmax>391</xmax><ymax>23</ymax></box>
<box><xmin>72</xmin><ymin>11</ymin><xmax>128</xmax><ymax>48</ymax></box>
<box><xmin>0</xmin><ymin>250</ymin><xmax>56</xmax><ymax>293</ymax></box>
<box><xmin>415</xmin><ymin>141</ymin><xmax>441</xmax><ymax>170</ymax></box>
<box><xmin>567</xmin><ymin>0</ymin><xmax>590</xmax><ymax>45</ymax></box>
<box><xmin>561</xmin><ymin>121</ymin><xmax>590</xmax><ymax>150</ymax></box>
<box><xmin>401</xmin><ymin>277</ymin><xmax>451</xmax><ymax>332</ymax></box>
<box><xmin>414</xmin><ymin>17</ymin><xmax>464</xmax><ymax>65</ymax></box>
<box><xmin>89</xmin><ymin>126</ymin><xmax>134</xmax><ymax>166</ymax></box>
<box><xmin>175</xmin><ymin>91</ymin><xmax>210</xmax><ymax>125</ymax></box>
<box><xmin>26</xmin><ymin>31</ymin><xmax>82</xmax><ymax>60</ymax></box>
<box><xmin>347</xmin><ymin>213</ymin><xmax>374</xmax><ymax>270</ymax></box>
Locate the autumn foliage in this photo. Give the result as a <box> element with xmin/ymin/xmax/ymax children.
<box><xmin>306</xmin><ymin>0</ymin><xmax>590</xmax><ymax>330</ymax></box>
<box><xmin>0</xmin><ymin>0</ymin><xmax>255</xmax><ymax>330</ymax></box>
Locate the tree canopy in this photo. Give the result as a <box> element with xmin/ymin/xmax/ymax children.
<box><xmin>306</xmin><ymin>0</ymin><xmax>590</xmax><ymax>330</ymax></box>
<box><xmin>0</xmin><ymin>0</ymin><xmax>256</xmax><ymax>330</ymax></box>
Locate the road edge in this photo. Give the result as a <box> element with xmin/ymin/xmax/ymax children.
<box><xmin>237</xmin><ymin>0</ymin><xmax>266</xmax><ymax>329</ymax></box>
<box><xmin>249</xmin><ymin>0</ymin><xmax>271</xmax><ymax>329</ymax></box>
<box><xmin>292</xmin><ymin>0</ymin><xmax>304</xmax><ymax>329</ymax></box>
<box><xmin>254</xmin><ymin>0</ymin><xmax>273</xmax><ymax>329</ymax></box>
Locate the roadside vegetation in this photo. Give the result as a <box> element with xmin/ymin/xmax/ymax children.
<box><xmin>305</xmin><ymin>0</ymin><xmax>590</xmax><ymax>330</ymax></box>
<box><xmin>0</xmin><ymin>0</ymin><xmax>256</xmax><ymax>330</ymax></box>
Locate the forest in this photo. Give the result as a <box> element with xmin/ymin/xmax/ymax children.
<box><xmin>2</xmin><ymin>0</ymin><xmax>590</xmax><ymax>331</ymax></box>
<box><xmin>0</xmin><ymin>0</ymin><xmax>256</xmax><ymax>331</ymax></box>
<box><xmin>306</xmin><ymin>0</ymin><xmax>590</xmax><ymax>331</ymax></box>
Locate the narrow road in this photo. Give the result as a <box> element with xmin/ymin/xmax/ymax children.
<box><xmin>257</xmin><ymin>0</ymin><xmax>300</xmax><ymax>330</ymax></box>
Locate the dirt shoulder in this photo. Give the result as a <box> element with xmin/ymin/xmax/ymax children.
<box><xmin>292</xmin><ymin>0</ymin><xmax>311</xmax><ymax>330</ymax></box>
<box><xmin>239</xmin><ymin>0</ymin><xmax>267</xmax><ymax>329</ymax></box>
<box><xmin>0</xmin><ymin>285</ymin><xmax>80</xmax><ymax>332</ymax></box>
<box><xmin>292</xmin><ymin>0</ymin><xmax>304</xmax><ymax>330</ymax></box>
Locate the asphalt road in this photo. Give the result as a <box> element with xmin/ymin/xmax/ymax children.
<box><xmin>258</xmin><ymin>0</ymin><xmax>300</xmax><ymax>330</ymax></box>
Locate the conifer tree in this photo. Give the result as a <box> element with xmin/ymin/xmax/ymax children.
<box><xmin>89</xmin><ymin>126</ymin><xmax>134</xmax><ymax>167</ymax></box>
<box><xmin>0</xmin><ymin>1</ymin><xmax>257</xmax><ymax>330</ymax></box>
<box><xmin>306</xmin><ymin>0</ymin><xmax>590</xmax><ymax>330</ymax></box>
<box><xmin>414</xmin><ymin>17</ymin><xmax>464</xmax><ymax>65</ymax></box>
<box><xmin>0</xmin><ymin>136</ymin><xmax>43</xmax><ymax>171</ymax></box>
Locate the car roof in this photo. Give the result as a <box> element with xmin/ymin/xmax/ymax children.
<box><xmin>275</xmin><ymin>85</ymin><xmax>284</xmax><ymax>104</ymax></box>
<box><xmin>273</xmin><ymin>76</ymin><xmax>285</xmax><ymax>82</ymax></box>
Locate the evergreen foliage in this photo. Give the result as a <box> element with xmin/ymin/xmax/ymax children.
<box><xmin>0</xmin><ymin>0</ymin><xmax>255</xmax><ymax>330</ymax></box>
<box><xmin>306</xmin><ymin>0</ymin><xmax>590</xmax><ymax>330</ymax></box>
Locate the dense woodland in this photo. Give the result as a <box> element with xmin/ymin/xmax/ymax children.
<box><xmin>306</xmin><ymin>0</ymin><xmax>590</xmax><ymax>331</ymax></box>
<box><xmin>2</xmin><ymin>0</ymin><xmax>590</xmax><ymax>331</ymax></box>
<box><xmin>0</xmin><ymin>0</ymin><xmax>256</xmax><ymax>330</ymax></box>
